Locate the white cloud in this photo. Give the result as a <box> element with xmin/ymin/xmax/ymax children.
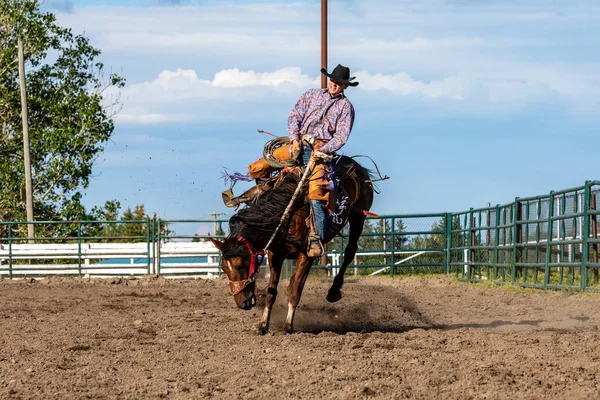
<box><xmin>110</xmin><ymin>67</ymin><xmax>470</xmax><ymax>124</ymax></box>
<box><xmin>106</xmin><ymin>63</ymin><xmax>600</xmax><ymax>124</ymax></box>
<box><xmin>212</xmin><ymin>67</ymin><xmax>317</xmax><ymax>88</ymax></box>
<box><xmin>72</xmin><ymin>0</ymin><xmax>600</xmax><ymax>124</ymax></box>
<box><xmin>356</xmin><ymin>71</ymin><xmax>466</xmax><ymax>100</ymax></box>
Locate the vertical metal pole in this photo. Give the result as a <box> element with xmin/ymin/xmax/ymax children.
<box><xmin>591</xmin><ymin>194</ymin><xmax>598</xmax><ymax>285</ymax></box>
<box><xmin>494</xmin><ymin>205</ymin><xmax>500</xmax><ymax>281</ymax></box>
<box><xmin>146</xmin><ymin>218</ymin><xmax>151</xmax><ymax>275</ymax></box>
<box><xmin>535</xmin><ymin>199</ymin><xmax>541</xmax><ymax>284</ymax></box>
<box><xmin>581</xmin><ymin>182</ymin><xmax>591</xmax><ymax>290</ymax></box>
<box><xmin>156</xmin><ymin>218</ymin><xmax>161</xmax><ymax>276</ymax></box>
<box><xmin>560</xmin><ymin>193</ymin><xmax>566</xmax><ymax>285</ymax></box>
<box><xmin>445</xmin><ymin>213</ymin><xmax>452</xmax><ymax>275</ymax></box>
<box><xmin>545</xmin><ymin>192</ymin><xmax>554</xmax><ymax>289</ymax></box>
<box><xmin>468</xmin><ymin>209</ymin><xmax>474</xmax><ymax>280</ymax></box>
<box><xmin>391</xmin><ymin>217</ymin><xmax>396</xmax><ymax>278</ymax></box>
<box><xmin>321</xmin><ymin>0</ymin><xmax>328</xmax><ymax>89</ymax></box>
<box><xmin>524</xmin><ymin>201</ymin><xmax>530</xmax><ymax>283</ymax></box>
<box><xmin>18</xmin><ymin>39</ymin><xmax>35</xmax><ymax>242</ymax></box>
<box><xmin>8</xmin><ymin>223</ymin><xmax>13</xmax><ymax>280</ymax></box>
<box><xmin>77</xmin><ymin>222</ymin><xmax>82</xmax><ymax>276</ymax></box>
<box><xmin>571</xmin><ymin>193</ymin><xmax>578</xmax><ymax>286</ymax></box>
<box><xmin>512</xmin><ymin>198</ymin><xmax>521</xmax><ymax>284</ymax></box>
<box><xmin>485</xmin><ymin>206</ymin><xmax>490</xmax><ymax>279</ymax></box>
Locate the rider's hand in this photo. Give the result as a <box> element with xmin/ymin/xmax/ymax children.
<box><xmin>291</xmin><ymin>140</ymin><xmax>300</xmax><ymax>153</ymax></box>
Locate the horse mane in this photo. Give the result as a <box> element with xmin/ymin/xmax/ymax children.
<box><xmin>229</xmin><ymin>173</ymin><xmax>305</xmax><ymax>249</ymax></box>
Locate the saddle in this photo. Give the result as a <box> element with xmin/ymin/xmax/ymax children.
<box><xmin>222</xmin><ymin>156</ymin><xmax>364</xmax><ymax>232</ymax></box>
<box><xmin>222</xmin><ymin>136</ymin><xmax>378</xmax><ymax>224</ymax></box>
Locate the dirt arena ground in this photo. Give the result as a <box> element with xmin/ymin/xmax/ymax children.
<box><xmin>1</xmin><ymin>274</ymin><xmax>600</xmax><ymax>399</ymax></box>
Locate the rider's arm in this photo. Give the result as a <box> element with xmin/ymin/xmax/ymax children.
<box><xmin>287</xmin><ymin>90</ymin><xmax>310</xmax><ymax>144</ymax></box>
<box><xmin>319</xmin><ymin>101</ymin><xmax>355</xmax><ymax>154</ymax></box>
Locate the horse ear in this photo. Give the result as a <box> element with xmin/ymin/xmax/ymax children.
<box><xmin>209</xmin><ymin>237</ymin><xmax>224</xmax><ymax>250</ymax></box>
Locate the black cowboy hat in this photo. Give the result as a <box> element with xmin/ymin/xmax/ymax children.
<box><xmin>320</xmin><ymin>64</ymin><xmax>359</xmax><ymax>87</ymax></box>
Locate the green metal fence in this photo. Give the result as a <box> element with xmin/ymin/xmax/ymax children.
<box><xmin>2</xmin><ymin>180</ymin><xmax>600</xmax><ymax>290</ymax></box>
<box><xmin>327</xmin><ymin>213</ymin><xmax>449</xmax><ymax>277</ymax></box>
<box><xmin>449</xmin><ymin>181</ymin><xmax>600</xmax><ymax>291</ymax></box>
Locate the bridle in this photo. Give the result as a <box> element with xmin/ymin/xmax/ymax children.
<box><xmin>227</xmin><ymin>236</ymin><xmax>265</xmax><ymax>296</ymax></box>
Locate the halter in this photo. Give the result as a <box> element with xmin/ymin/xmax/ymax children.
<box><xmin>227</xmin><ymin>236</ymin><xmax>265</xmax><ymax>296</ymax></box>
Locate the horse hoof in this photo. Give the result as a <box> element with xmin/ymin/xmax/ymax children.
<box><xmin>258</xmin><ymin>324</ymin><xmax>268</xmax><ymax>336</ymax></box>
<box><xmin>284</xmin><ymin>323</ymin><xmax>294</xmax><ymax>334</ymax></box>
<box><xmin>326</xmin><ymin>288</ymin><xmax>342</xmax><ymax>303</ymax></box>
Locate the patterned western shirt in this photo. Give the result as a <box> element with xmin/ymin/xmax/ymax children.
<box><xmin>287</xmin><ymin>88</ymin><xmax>355</xmax><ymax>154</ymax></box>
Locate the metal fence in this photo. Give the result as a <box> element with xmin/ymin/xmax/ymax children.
<box><xmin>449</xmin><ymin>181</ymin><xmax>600</xmax><ymax>291</ymax></box>
<box><xmin>2</xmin><ymin>180</ymin><xmax>600</xmax><ymax>290</ymax></box>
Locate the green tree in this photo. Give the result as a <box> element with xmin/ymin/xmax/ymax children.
<box><xmin>0</xmin><ymin>0</ymin><xmax>125</xmax><ymax>230</ymax></box>
<box><xmin>120</xmin><ymin>204</ymin><xmax>149</xmax><ymax>242</ymax></box>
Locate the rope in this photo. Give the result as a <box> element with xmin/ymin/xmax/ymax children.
<box><xmin>350</xmin><ymin>154</ymin><xmax>390</xmax><ymax>183</ymax></box>
<box><xmin>263</xmin><ymin>136</ymin><xmax>290</xmax><ymax>169</ymax></box>
<box><xmin>263</xmin><ymin>158</ymin><xmax>315</xmax><ymax>252</ymax></box>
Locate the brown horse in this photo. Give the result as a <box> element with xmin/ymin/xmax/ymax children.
<box><xmin>211</xmin><ymin>155</ymin><xmax>375</xmax><ymax>334</ymax></box>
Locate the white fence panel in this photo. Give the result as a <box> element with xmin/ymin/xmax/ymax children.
<box><xmin>0</xmin><ymin>242</ymin><xmax>221</xmax><ymax>279</ymax></box>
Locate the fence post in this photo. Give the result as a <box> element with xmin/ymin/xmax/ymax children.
<box><xmin>581</xmin><ymin>181</ymin><xmax>591</xmax><ymax>290</ymax></box>
<box><xmin>545</xmin><ymin>191</ymin><xmax>554</xmax><ymax>289</ymax></box>
<box><xmin>8</xmin><ymin>223</ymin><xmax>13</xmax><ymax>280</ymax></box>
<box><xmin>468</xmin><ymin>208</ymin><xmax>474</xmax><ymax>280</ymax></box>
<box><xmin>591</xmin><ymin>194</ymin><xmax>599</xmax><ymax>285</ymax></box>
<box><xmin>445</xmin><ymin>213</ymin><xmax>452</xmax><ymax>275</ymax></box>
<box><xmin>494</xmin><ymin>205</ymin><xmax>500</xmax><ymax>281</ymax></box>
<box><xmin>391</xmin><ymin>217</ymin><xmax>396</xmax><ymax>278</ymax></box>
<box><xmin>146</xmin><ymin>218</ymin><xmax>152</xmax><ymax>275</ymax></box>
<box><xmin>156</xmin><ymin>217</ymin><xmax>161</xmax><ymax>276</ymax></box>
<box><xmin>77</xmin><ymin>222</ymin><xmax>82</xmax><ymax>276</ymax></box>
<box><xmin>512</xmin><ymin>198</ymin><xmax>521</xmax><ymax>283</ymax></box>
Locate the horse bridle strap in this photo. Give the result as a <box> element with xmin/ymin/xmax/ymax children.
<box><xmin>228</xmin><ymin>279</ymin><xmax>253</xmax><ymax>296</ymax></box>
<box><xmin>227</xmin><ymin>237</ymin><xmax>265</xmax><ymax>296</ymax></box>
<box><xmin>237</xmin><ymin>236</ymin><xmax>265</xmax><ymax>280</ymax></box>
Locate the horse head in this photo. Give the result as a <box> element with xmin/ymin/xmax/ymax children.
<box><xmin>210</xmin><ymin>236</ymin><xmax>265</xmax><ymax>310</ymax></box>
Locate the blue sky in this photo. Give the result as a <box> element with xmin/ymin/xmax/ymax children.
<box><xmin>41</xmin><ymin>0</ymin><xmax>600</xmax><ymax>233</ymax></box>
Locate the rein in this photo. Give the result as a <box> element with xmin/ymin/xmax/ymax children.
<box><xmin>227</xmin><ymin>236</ymin><xmax>265</xmax><ymax>295</ymax></box>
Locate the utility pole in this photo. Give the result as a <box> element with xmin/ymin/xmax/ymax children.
<box><xmin>321</xmin><ymin>0</ymin><xmax>328</xmax><ymax>89</ymax></box>
<box><xmin>208</xmin><ymin>211</ymin><xmax>225</xmax><ymax>237</ymax></box>
<box><xmin>318</xmin><ymin>0</ymin><xmax>328</xmax><ymax>263</ymax></box>
<box><xmin>18</xmin><ymin>39</ymin><xmax>35</xmax><ymax>242</ymax></box>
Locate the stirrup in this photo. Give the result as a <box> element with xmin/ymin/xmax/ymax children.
<box><xmin>307</xmin><ymin>233</ymin><xmax>324</xmax><ymax>258</ymax></box>
<box><xmin>307</xmin><ymin>241</ymin><xmax>323</xmax><ymax>258</ymax></box>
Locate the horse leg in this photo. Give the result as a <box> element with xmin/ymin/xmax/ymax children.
<box><xmin>284</xmin><ymin>253</ymin><xmax>313</xmax><ymax>334</ymax></box>
<box><xmin>258</xmin><ymin>250</ymin><xmax>285</xmax><ymax>335</ymax></box>
<box><xmin>327</xmin><ymin>211</ymin><xmax>366</xmax><ymax>303</ymax></box>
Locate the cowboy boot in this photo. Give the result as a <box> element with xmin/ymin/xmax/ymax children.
<box><xmin>222</xmin><ymin>183</ymin><xmax>270</xmax><ymax>208</ymax></box>
<box><xmin>307</xmin><ymin>200</ymin><xmax>327</xmax><ymax>257</ymax></box>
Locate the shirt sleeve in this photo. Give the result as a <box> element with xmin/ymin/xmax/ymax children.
<box><xmin>320</xmin><ymin>101</ymin><xmax>355</xmax><ymax>154</ymax></box>
<box><xmin>287</xmin><ymin>90</ymin><xmax>310</xmax><ymax>142</ymax></box>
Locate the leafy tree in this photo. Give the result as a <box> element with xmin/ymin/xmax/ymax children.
<box><xmin>0</xmin><ymin>0</ymin><xmax>125</xmax><ymax>231</ymax></box>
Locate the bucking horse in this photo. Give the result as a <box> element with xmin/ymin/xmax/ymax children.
<box><xmin>211</xmin><ymin>153</ymin><xmax>378</xmax><ymax>334</ymax></box>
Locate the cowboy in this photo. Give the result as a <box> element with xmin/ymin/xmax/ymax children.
<box><xmin>288</xmin><ymin>64</ymin><xmax>359</xmax><ymax>258</ymax></box>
